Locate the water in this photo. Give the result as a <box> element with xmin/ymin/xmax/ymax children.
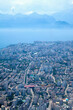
<box><xmin>0</xmin><ymin>28</ymin><xmax>73</xmax><ymax>48</ymax></box>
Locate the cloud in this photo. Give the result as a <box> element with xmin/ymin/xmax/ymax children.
<box><xmin>12</xmin><ymin>1</ymin><xmax>23</xmax><ymax>5</ymax></box>
<box><xmin>24</xmin><ymin>11</ymin><xmax>33</xmax><ymax>15</ymax></box>
<box><xmin>0</xmin><ymin>0</ymin><xmax>73</xmax><ymax>14</ymax></box>
<box><xmin>72</xmin><ymin>1</ymin><xmax>73</xmax><ymax>4</ymax></box>
<box><xmin>10</xmin><ymin>6</ymin><xmax>15</xmax><ymax>14</ymax></box>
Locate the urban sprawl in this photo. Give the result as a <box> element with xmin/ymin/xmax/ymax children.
<box><xmin>0</xmin><ymin>41</ymin><xmax>73</xmax><ymax>110</ymax></box>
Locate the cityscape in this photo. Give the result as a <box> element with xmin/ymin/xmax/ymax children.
<box><xmin>0</xmin><ymin>0</ymin><xmax>73</xmax><ymax>110</ymax></box>
<box><xmin>0</xmin><ymin>41</ymin><xmax>73</xmax><ymax>110</ymax></box>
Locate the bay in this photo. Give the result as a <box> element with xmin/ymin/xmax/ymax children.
<box><xmin>0</xmin><ymin>28</ymin><xmax>73</xmax><ymax>48</ymax></box>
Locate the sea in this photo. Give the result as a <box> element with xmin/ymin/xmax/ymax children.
<box><xmin>0</xmin><ymin>28</ymin><xmax>73</xmax><ymax>48</ymax></box>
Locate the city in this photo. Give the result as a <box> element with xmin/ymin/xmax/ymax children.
<box><xmin>0</xmin><ymin>41</ymin><xmax>73</xmax><ymax>110</ymax></box>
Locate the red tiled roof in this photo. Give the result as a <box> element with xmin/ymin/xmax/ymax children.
<box><xmin>24</xmin><ymin>85</ymin><xmax>35</xmax><ymax>88</ymax></box>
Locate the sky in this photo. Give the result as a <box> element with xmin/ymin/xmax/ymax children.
<box><xmin>0</xmin><ymin>0</ymin><xmax>73</xmax><ymax>15</ymax></box>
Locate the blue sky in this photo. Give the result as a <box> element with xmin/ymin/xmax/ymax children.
<box><xmin>0</xmin><ymin>0</ymin><xmax>73</xmax><ymax>15</ymax></box>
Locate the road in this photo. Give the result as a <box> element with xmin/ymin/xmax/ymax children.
<box><xmin>64</xmin><ymin>66</ymin><xmax>69</xmax><ymax>96</ymax></box>
<box><xmin>46</xmin><ymin>87</ymin><xmax>50</xmax><ymax>97</ymax></box>
<box><xmin>46</xmin><ymin>87</ymin><xmax>52</xmax><ymax>110</ymax></box>
<box><xmin>47</xmin><ymin>100</ymin><xmax>52</xmax><ymax>110</ymax></box>
<box><xmin>65</xmin><ymin>84</ymin><xmax>69</xmax><ymax>96</ymax></box>
<box><xmin>50</xmin><ymin>74</ymin><xmax>56</xmax><ymax>83</ymax></box>
<box><xmin>28</xmin><ymin>88</ymin><xmax>34</xmax><ymax>110</ymax></box>
<box><xmin>65</xmin><ymin>66</ymin><xmax>67</xmax><ymax>74</ymax></box>
<box><xmin>24</xmin><ymin>62</ymin><xmax>32</xmax><ymax>85</ymax></box>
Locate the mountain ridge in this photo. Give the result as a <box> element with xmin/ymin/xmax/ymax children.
<box><xmin>0</xmin><ymin>13</ymin><xmax>72</xmax><ymax>28</ymax></box>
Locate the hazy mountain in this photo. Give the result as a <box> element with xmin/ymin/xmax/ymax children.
<box><xmin>53</xmin><ymin>10</ymin><xmax>73</xmax><ymax>25</ymax></box>
<box><xmin>0</xmin><ymin>13</ymin><xmax>71</xmax><ymax>28</ymax></box>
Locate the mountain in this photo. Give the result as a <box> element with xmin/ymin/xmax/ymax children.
<box><xmin>0</xmin><ymin>13</ymin><xmax>71</xmax><ymax>28</ymax></box>
<box><xmin>52</xmin><ymin>10</ymin><xmax>73</xmax><ymax>25</ymax></box>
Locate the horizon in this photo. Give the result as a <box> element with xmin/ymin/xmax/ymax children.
<box><xmin>0</xmin><ymin>28</ymin><xmax>73</xmax><ymax>48</ymax></box>
<box><xmin>0</xmin><ymin>0</ymin><xmax>73</xmax><ymax>47</ymax></box>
